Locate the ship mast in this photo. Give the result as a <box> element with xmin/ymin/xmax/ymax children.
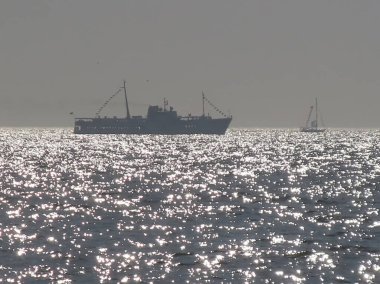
<box><xmin>123</xmin><ymin>80</ymin><xmax>131</xmax><ymax>119</ymax></box>
<box><xmin>163</xmin><ymin>98</ymin><xmax>168</xmax><ymax>111</ymax></box>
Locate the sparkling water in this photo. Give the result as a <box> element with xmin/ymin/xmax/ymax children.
<box><xmin>0</xmin><ymin>128</ymin><xmax>380</xmax><ymax>283</ymax></box>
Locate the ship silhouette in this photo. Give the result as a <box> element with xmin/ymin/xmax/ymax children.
<box><xmin>74</xmin><ymin>81</ymin><xmax>232</xmax><ymax>134</ymax></box>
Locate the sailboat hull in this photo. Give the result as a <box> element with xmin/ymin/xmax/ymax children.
<box><xmin>300</xmin><ymin>127</ymin><xmax>326</xmax><ymax>133</ymax></box>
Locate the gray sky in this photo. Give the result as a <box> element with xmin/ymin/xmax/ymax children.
<box><xmin>1</xmin><ymin>0</ymin><xmax>380</xmax><ymax>127</ymax></box>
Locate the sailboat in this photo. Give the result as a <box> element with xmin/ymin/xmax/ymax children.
<box><xmin>300</xmin><ymin>98</ymin><xmax>326</xmax><ymax>133</ymax></box>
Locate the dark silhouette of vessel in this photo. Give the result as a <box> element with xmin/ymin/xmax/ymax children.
<box><xmin>300</xmin><ymin>98</ymin><xmax>326</xmax><ymax>133</ymax></box>
<box><xmin>74</xmin><ymin>81</ymin><xmax>232</xmax><ymax>134</ymax></box>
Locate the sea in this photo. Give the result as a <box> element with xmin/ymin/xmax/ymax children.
<box><xmin>0</xmin><ymin>128</ymin><xmax>380</xmax><ymax>283</ymax></box>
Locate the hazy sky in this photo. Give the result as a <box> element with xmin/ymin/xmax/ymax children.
<box><xmin>1</xmin><ymin>0</ymin><xmax>380</xmax><ymax>127</ymax></box>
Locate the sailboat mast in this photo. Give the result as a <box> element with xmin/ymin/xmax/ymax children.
<box><xmin>315</xmin><ymin>98</ymin><xmax>318</xmax><ymax>129</ymax></box>
<box><xmin>202</xmin><ymin>92</ymin><xmax>205</xmax><ymax>117</ymax></box>
<box><xmin>123</xmin><ymin>80</ymin><xmax>131</xmax><ymax>119</ymax></box>
<box><xmin>305</xmin><ymin>106</ymin><xmax>313</xmax><ymax>128</ymax></box>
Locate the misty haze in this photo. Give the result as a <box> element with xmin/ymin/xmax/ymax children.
<box><xmin>1</xmin><ymin>1</ymin><xmax>380</xmax><ymax>127</ymax></box>
<box><xmin>1</xmin><ymin>1</ymin><xmax>380</xmax><ymax>283</ymax></box>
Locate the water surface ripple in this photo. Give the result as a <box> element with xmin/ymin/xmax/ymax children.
<box><xmin>1</xmin><ymin>129</ymin><xmax>380</xmax><ymax>283</ymax></box>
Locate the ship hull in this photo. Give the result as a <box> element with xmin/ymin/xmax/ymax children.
<box><xmin>74</xmin><ymin>117</ymin><xmax>232</xmax><ymax>135</ymax></box>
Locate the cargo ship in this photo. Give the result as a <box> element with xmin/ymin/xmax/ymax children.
<box><xmin>74</xmin><ymin>81</ymin><xmax>232</xmax><ymax>134</ymax></box>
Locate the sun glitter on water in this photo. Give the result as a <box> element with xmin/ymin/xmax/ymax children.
<box><xmin>0</xmin><ymin>128</ymin><xmax>380</xmax><ymax>283</ymax></box>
